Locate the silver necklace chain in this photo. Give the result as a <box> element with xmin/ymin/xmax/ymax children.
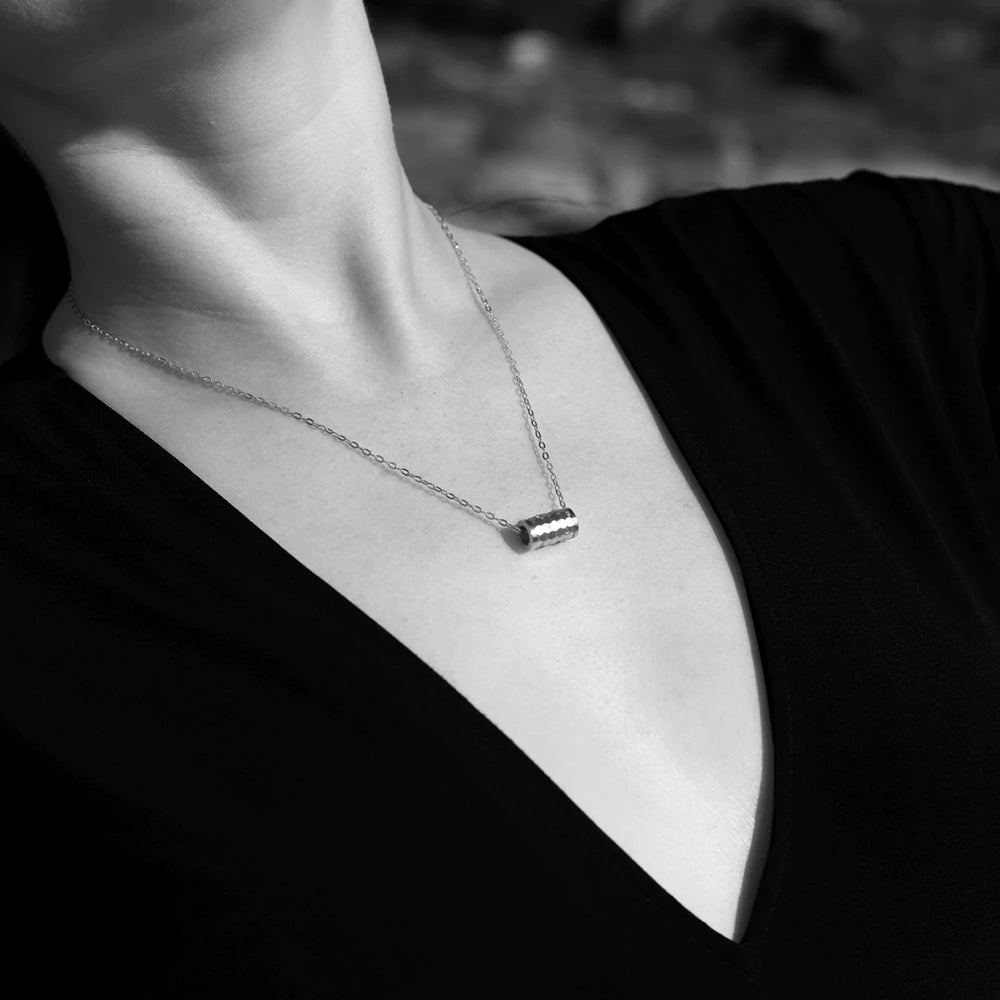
<box><xmin>65</xmin><ymin>202</ymin><xmax>567</xmax><ymax>535</ymax></box>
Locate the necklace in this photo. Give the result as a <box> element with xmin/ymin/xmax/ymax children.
<box><xmin>65</xmin><ymin>202</ymin><xmax>579</xmax><ymax>552</ymax></box>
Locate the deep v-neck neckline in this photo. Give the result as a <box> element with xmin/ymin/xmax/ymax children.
<box><xmin>497</xmin><ymin>230</ymin><xmax>795</xmax><ymax>970</ymax></box>
<box><xmin>25</xmin><ymin>224</ymin><xmax>794</xmax><ymax>981</ymax></box>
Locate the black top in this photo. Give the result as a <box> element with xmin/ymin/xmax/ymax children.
<box><xmin>2</xmin><ymin>170</ymin><xmax>999</xmax><ymax>998</ymax></box>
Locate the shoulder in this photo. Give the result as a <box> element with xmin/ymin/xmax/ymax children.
<box><xmin>576</xmin><ymin>171</ymin><xmax>1000</xmax><ymax>347</ymax></box>
<box><xmin>587</xmin><ymin>169</ymin><xmax>1000</xmax><ymax>260</ymax></box>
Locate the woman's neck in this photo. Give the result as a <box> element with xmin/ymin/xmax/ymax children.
<box><xmin>1</xmin><ymin>1</ymin><xmax>484</xmax><ymax>401</ymax></box>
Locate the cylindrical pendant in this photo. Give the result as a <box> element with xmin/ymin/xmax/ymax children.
<box><xmin>515</xmin><ymin>508</ymin><xmax>579</xmax><ymax>551</ymax></box>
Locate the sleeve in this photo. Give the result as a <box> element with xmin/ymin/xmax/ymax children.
<box><xmin>634</xmin><ymin>165</ymin><xmax>1000</xmax><ymax>540</ymax></box>
<box><xmin>833</xmin><ymin>169</ymin><xmax>1000</xmax><ymax>459</ymax></box>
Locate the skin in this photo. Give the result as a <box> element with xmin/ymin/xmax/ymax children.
<box><xmin>0</xmin><ymin>0</ymin><xmax>499</xmax><ymax>405</ymax></box>
<box><xmin>0</xmin><ymin>3</ymin><xmax>772</xmax><ymax>942</ymax></box>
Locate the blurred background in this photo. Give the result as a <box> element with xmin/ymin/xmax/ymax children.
<box><xmin>366</xmin><ymin>0</ymin><xmax>1000</xmax><ymax>233</ymax></box>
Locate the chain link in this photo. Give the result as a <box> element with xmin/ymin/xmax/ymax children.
<box><xmin>65</xmin><ymin>201</ymin><xmax>566</xmax><ymax>532</ymax></box>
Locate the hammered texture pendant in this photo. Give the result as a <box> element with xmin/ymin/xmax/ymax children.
<box><xmin>515</xmin><ymin>508</ymin><xmax>579</xmax><ymax>551</ymax></box>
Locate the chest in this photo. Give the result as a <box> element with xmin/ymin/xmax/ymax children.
<box><xmin>154</xmin><ymin>323</ymin><xmax>771</xmax><ymax>943</ymax></box>
<box><xmin>53</xmin><ymin>262</ymin><xmax>773</xmax><ymax>942</ymax></box>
